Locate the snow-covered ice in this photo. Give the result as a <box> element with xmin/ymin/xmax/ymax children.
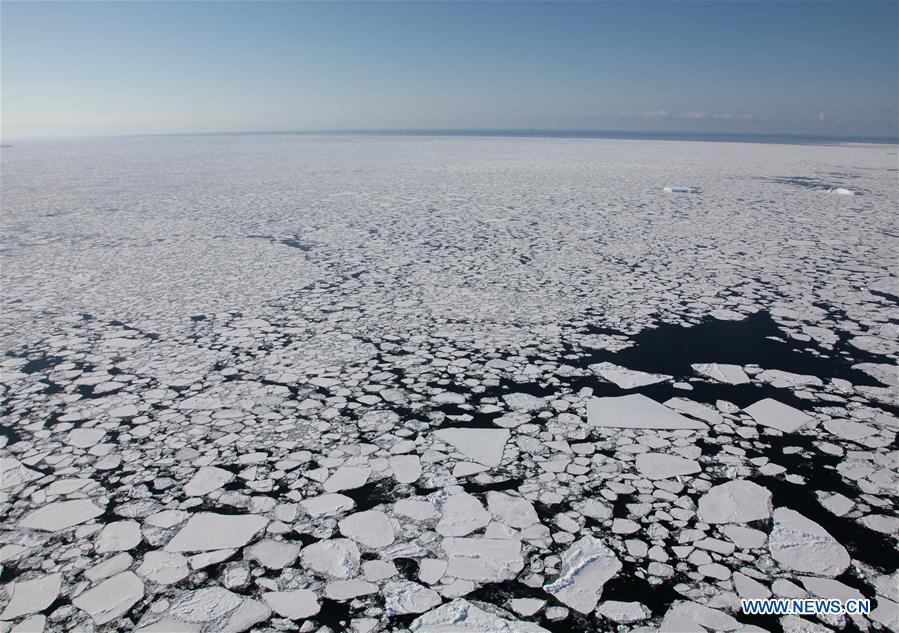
<box><xmin>1</xmin><ymin>135</ymin><xmax>896</xmax><ymax>632</ymax></box>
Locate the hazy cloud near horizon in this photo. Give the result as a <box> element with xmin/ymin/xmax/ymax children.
<box><xmin>2</xmin><ymin>1</ymin><xmax>896</xmax><ymax>140</ymax></box>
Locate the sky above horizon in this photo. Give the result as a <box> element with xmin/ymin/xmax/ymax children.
<box><xmin>2</xmin><ymin>1</ymin><xmax>897</xmax><ymax>140</ymax></box>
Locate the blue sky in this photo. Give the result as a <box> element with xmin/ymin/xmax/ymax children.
<box><xmin>2</xmin><ymin>1</ymin><xmax>897</xmax><ymax>139</ymax></box>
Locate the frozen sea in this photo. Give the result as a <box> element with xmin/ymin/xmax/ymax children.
<box><xmin>1</xmin><ymin>135</ymin><xmax>897</xmax><ymax>632</ymax></box>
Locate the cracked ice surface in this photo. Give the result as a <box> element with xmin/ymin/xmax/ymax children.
<box><xmin>1</xmin><ymin>136</ymin><xmax>898</xmax><ymax>632</ymax></box>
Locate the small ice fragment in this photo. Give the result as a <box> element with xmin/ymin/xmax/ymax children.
<box><xmin>663</xmin><ymin>186</ymin><xmax>700</xmax><ymax>193</ymax></box>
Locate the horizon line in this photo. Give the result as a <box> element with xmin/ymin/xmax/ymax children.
<box><xmin>3</xmin><ymin>128</ymin><xmax>898</xmax><ymax>146</ymax></box>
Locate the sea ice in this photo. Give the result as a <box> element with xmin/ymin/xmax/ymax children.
<box><xmin>635</xmin><ymin>452</ymin><xmax>701</xmax><ymax>480</ymax></box>
<box><xmin>436</xmin><ymin>493</ymin><xmax>490</xmax><ymax>536</ymax></box>
<box><xmin>0</xmin><ymin>573</ymin><xmax>61</xmax><ymax>620</ymax></box>
<box><xmin>442</xmin><ymin>537</ymin><xmax>524</xmax><ymax>582</ymax></box>
<box><xmin>768</xmin><ymin>508</ymin><xmax>850</xmax><ymax>576</ymax></box>
<box><xmin>697</xmin><ymin>480</ymin><xmax>772</xmax><ymax>523</ymax></box>
<box><xmin>587</xmin><ymin>394</ymin><xmax>708</xmax><ymax>430</ymax></box>
<box><xmin>263</xmin><ymin>589</ymin><xmax>320</xmax><ymax>619</ymax></box>
<box><xmin>383</xmin><ymin>581</ymin><xmax>442</xmax><ymax>616</ymax></box>
<box><xmin>691</xmin><ymin>363</ymin><xmax>750</xmax><ymax>384</ymax></box>
<box><xmin>744</xmin><ymin>398</ymin><xmax>814</xmax><ymax>433</ymax></box>
<box><xmin>300</xmin><ymin>493</ymin><xmax>355</xmax><ymax>517</ymax></box>
<box><xmin>339</xmin><ymin>510</ymin><xmax>396</xmax><ymax>548</ymax></box>
<box><xmin>589</xmin><ymin>362</ymin><xmax>669</xmax><ymax>389</ymax></box>
<box><xmin>434</xmin><ymin>428</ymin><xmax>510</xmax><ymax>467</ymax></box>
<box><xmin>72</xmin><ymin>571</ymin><xmax>144</xmax><ymax>625</ymax></box>
<box><xmin>322</xmin><ymin>466</ymin><xmax>371</xmax><ymax>492</ymax></box>
<box><xmin>19</xmin><ymin>499</ymin><xmax>104</xmax><ymax>532</ymax></box>
<box><xmin>545</xmin><ymin>536</ymin><xmax>622</xmax><ymax>613</ymax></box>
<box><xmin>165</xmin><ymin>513</ymin><xmax>268</xmax><ymax>552</ymax></box>
<box><xmin>410</xmin><ymin>599</ymin><xmax>550</xmax><ymax>632</ymax></box>
<box><xmin>300</xmin><ymin>538</ymin><xmax>361</xmax><ymax>579</ymax></box>
<box><xmin>183</xmin><ymin>466</ymin><xmax>233</xmax><ymax>496</ymax></box>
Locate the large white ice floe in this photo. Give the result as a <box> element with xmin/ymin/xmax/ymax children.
<box><xmin>300</xmin><ymin>538</ymin><xmax>361</xmax><ymax>578</ymax></box>
<box><xmin>442</xmin><ymin>537</ymin><xmax>524</xmax><ymax>582</ymax></box>
<box><xmin>410</xmin><ymin>599</ymin><xmax>550</xmax><ymax>632</ymax></box>
<box><xmin>545</xmin><ymin>536</ymin><xmax>622</xmax><ymax>613</ymax></box>
<box><xmin>183</xmin><ymin>466</ymin><xmax>233</xmax><ymax>496</ymax></box>
<box><xmin>322</xmin><ymin>465</ymin><xmax>371</xmax><ymax>492</ymax></box>
<box><xmin>245</xmin><ymin>539</ymin><xmax>301</xmax><ymax>569</ymax></box>
<box><xmin>165</xmin><ymin>513</ymin><xmax>268</xmax><ymax>552</ymax></box>
<box><xmin>691</xmin><ymin>362</ymin><xmax>751</xmax><ymax>384</ymax></box>
<box><xmin>0</xmin><ymin>456</ymin><xmax>42</xmax><ymax>489</ymax></box>
<box><xmin>744</xmin><ymin>398</ymin><xmax>814</xmax><ymax>433</ymax></box>
<box><xmin>72</xmin><ymin>571</ymin><xmax>145</xmax><ymax>625</ymax></box>
<box><xmin>262</xmin><ymin>589</ymin><xmax>320</xmax><ymax>619</ymax></box>
<box><xmin>18</xmin><ymin>499</ymin><xmax>104</xmax><ymax>532</ymax></box>
<box><xmin>697</xmin><ymin>479</ymin><xmax>772</xmax><ymax>523</ymax></box>
<box><xmin>768</xmin><ymin>508</ymin><xmax>850</xmax><ymax>576</ymax></box>
<box><xmin>300</xmin><ymin>493</ymin><xmax>355</xmax><ymax>518</ymax></box>
<box><xmin>339</xmin><ymin>510</ymin><xmax>396</xmax><ymax>548</ymax></box>
<box><xmin>659</xmin><ymin>601</ymin><xmax>741</xmax><ymax>632</ymax></box>
<box><xmin>383</xmin><ymin>580</ymin><xmax>442</xmax><ymax>616</ymax></box>
<box><xmin>434</xmin><ymin>428</ymin><xmax>510</xmax><ymax>467</ymax></box>
<box><xmin>486</xmin><ymin>491</ymin><xmax>539</xmax><ymax>528</ymax></box>
<box><xmin>95</xmin><ymin>520</ymin><xmax>142</xmax><ymax>552</ymax></box>
<box><xmin>587</xmin><ymin>394</ymin><xmax>708</xmax><ymax>430</ymax></box>
<box><xmin>635</xmin><ymin>452</ymin><xmax>701</xmax><ymax>480</ymax></box>
<box><xmin>436</xmin><ymin>493</ymin><xmax>491</xmax><ymax>536</ymax></box>
<box><xmin>589</xmin><ymin>362</ymin><xmax>669</xmax><ymax>389</ymax></box>
<box><xmin>0</xmin><ymin>573</ymin><xmax>61</xmax><ymax>620</ymax></box>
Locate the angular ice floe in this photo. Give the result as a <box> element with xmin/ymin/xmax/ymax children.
<box><xmin>66</xmin><ymin>428</ymin><xmax>106</xmax><ymax>449</ymax></box>
<box><xmin>300</xmin><ymin>493</ymin><xmax>355</xmax><ymax>518</ymax></box>
<box><xmin>383</xmin><ymin>580</ymin><xmax>442</xmax><ymax>616</ymax></box>
<box><xmin>0</xmin><ymin>456</ymin><xmax>42</xmax><ymax>489</ymax></box>
<box><xmin>664</xmin><ymin>398</ymin><xmax>724</xmax><ymax>425</ymax></box>
<box><xmin>589</xmin><ymin>362</ymin><xmax>669</xmax><ymax>389</ymax></box>
<box><xmin>165</xmin><ymin>513</ymin><xmax>268</xmax><ymax>552</ymax></box>
<box><xmin>339</xmin><ymin>510</ymin><xmax>396</xmax><ymax>548</ymax></box>
<box><xmin>852</xmin><ymin>362</ymin><xmax>898</xmax><ymax>388</ymax></box>
<box><xmin>136</xmin><ymin>551</ymin><xmax>189</xmax><ymax>585</ymax></box>
<box><xmin>828</xmin><ymin>187</ymin><xmax>860</xmax><ymax>195</ymax></box>
<box><xmin>325</xmin><ymin>579</ymin><xmax>378</xmax><ymax>600</ymax></box>
<box><xmin>323</xmin><ymin>466</ymin><xmax>371</xmax><ymax>492</ymax></box>
<box><xmin>587</xmin><ymin>394</ymin><xmax>707</xmax><ymax>430</ymax></box>
<box><xmin>72</xmin><ymin>571</ymin><xmax>144</xmax><ymax>625</ymax></box>
<box><xmin>410</xmin><ymin>599</ymin><xmax>550</xmax><ymax>632</ymax></box>
<box><xmin>663</xmin><ymin>186</ymin><xmax>701</xmax><ymax>193</ymax></box>
<box><xmin>756</xmin><ymin>369</ymin><xmax>823</xmax><ymax>389</ymax></box>
<box><xmin>19</xmin><ymin>499</ymin><xmax>104</xmax><ymax>532</ymax></box>
<box><xmin>486</xmin><ymin>491</ymin><xmax>539</xmax><ymax>528</ymax></box>
<box><xmin>245</xmin><ymin>539</ymin><xmax>301</xmax><ymax>569</ymax></box>
<box><xmin>768</xmin><ymin>508</ymin><xmax>850</xmax><ymax>576</ymax></box>
<box><xmin>597</xmin><ymin>600</ymin><xmax>651</xmax><ymax>623</ymax></box>
<box><xmin>263</xmin><ymin>589</ymin><xmax>320</xmax><ymax>619</ymax></box>
<box><xmin>691</xmin><ymin>363</ymin><xmax>750</xmax><ymax>385</ymax></box>
<box><xmin>502</xmin><ymin>392</ymin><xmax>546</xmax><ymax>412</ymax></box>
<box><xmin>442</xmin><ymin>537</ymin><xmax>524</xmax><ymax>582</ymax></box>
<box><xmin>436</xmin><ymin>493</ymin><xmax>491</xmax><ymax>537</ymax></box>
<box><xmin>659</xmin><ymin>601</ymin><xmax>740</xmax><ymax>632</ymax></box>
<box><xmin>300</xmin><ymin>538</ymin><xmax>361</xmax><ymax>578</ymax></box>
<box><xmin>744</xmin><ymin>398</ymin><xmax>814</xmax><ymax>433</ymax></box>
<box><xmin>697</xmin><ymin>480</ymin><xmax>772</xmax><ymax>524</ymax></box>
<box><xmin>0</xmin><ymin>573</ymin><xmax>61</xmax><ymax>620</ymax></box>
<box><xmin>390</xmin><ymin>454</ymin><xmax>422</xmax><ymax>483</ymax></box>
<box><xmin>434</xmin><ymin>428</ymin><xmax>510</xmax><ymax>467</ymax></box>
<box><xmin>635</xmin><ymin>452</ymin><xmax>701</xmax><ymax>480</ymax></box>
<box><xmin>183</xmin><ymin>466</ymin><xmax>233</xmax><ymax>496</ymax></box>
<box><xmin>545</xmin><ymin>536</ymin><xmax>622</xmax><ymax>613</ymax></box>
<box><xmin>95</xmin><ymin>520</ymin><xmax>142</xmax><ymax>554</ymax></box>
